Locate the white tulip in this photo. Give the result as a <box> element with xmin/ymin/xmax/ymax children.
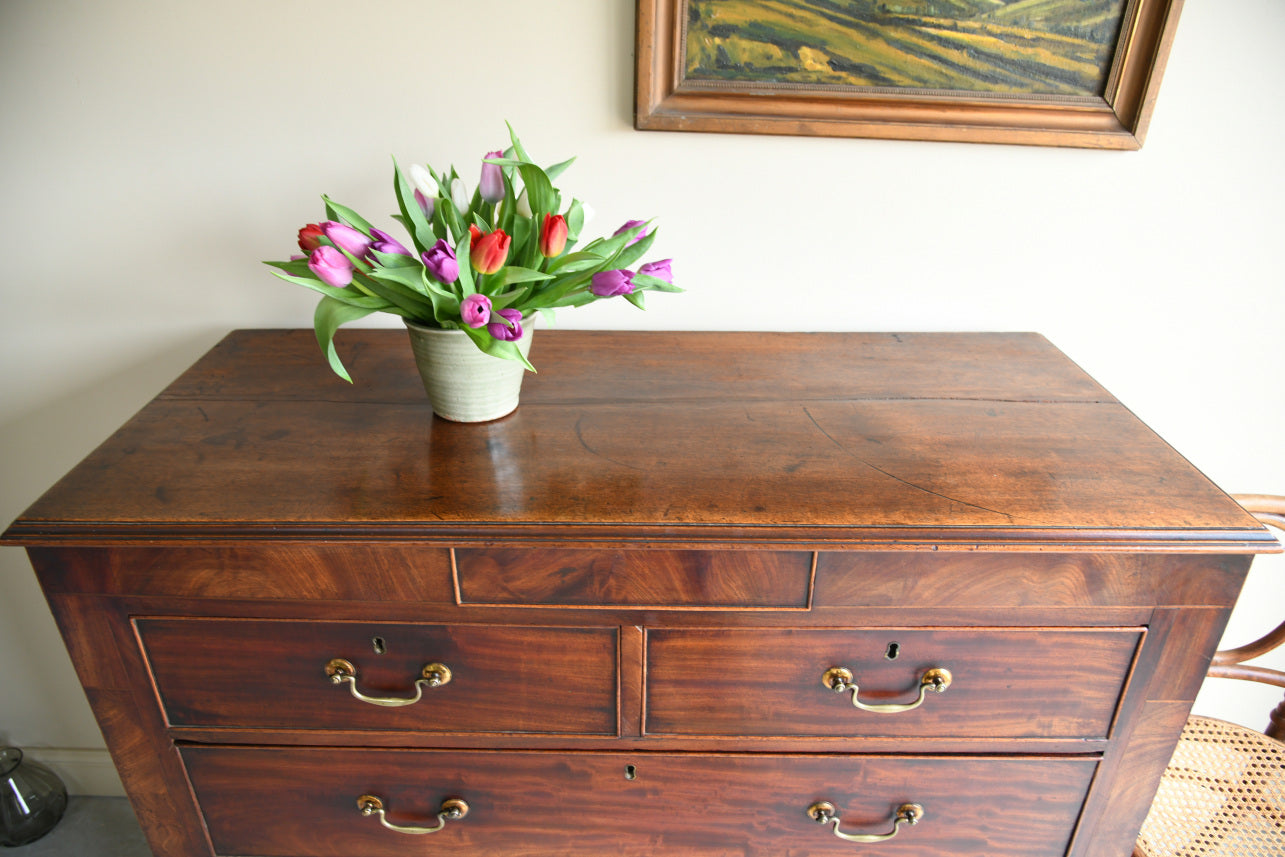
<box><xmin>408</xmin><ymin>163</ymin><xmax>436</xmax><ymax>197</ymax></box>
<box><xmin>516</xmin><ymin>188</ymin><xmax>533</xmax><ymax>218</ymax></box>
<box><xmin>450</xmin><ymin>178</ymin><xmax>469</xmax><ymax>213</ymax></box>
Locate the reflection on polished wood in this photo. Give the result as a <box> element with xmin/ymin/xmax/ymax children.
<box><xmin>3</xmin><ymin>330</ymin><xmax>1278</xmax><ymax>857</ymax></box>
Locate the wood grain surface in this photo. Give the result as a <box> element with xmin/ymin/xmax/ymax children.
<box><xmin>2</xmin><ymin>330</ymin><xmax>1271</xmax><ymax>551</ymax></box>
<box><xmin>137</xmin><ymin>618</ymin><xmax>618</xmax><ymax>734</ymax></box>
<box><xmin>183</xmin><ymin>746</ymin><xmax>1097</xmax><ymax>857</ymax></box>
<box><xmin>6</xmin><ymin>330</ymin><xmax>1278</xmax><ymax>857</ymax></box>
<box><xmin>644</xmin><ymin>627</ymin><xmax>1140</xmax><ymax>738</ymax></box>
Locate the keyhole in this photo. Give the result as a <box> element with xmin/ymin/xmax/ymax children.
<box><xmin>624</xmin><ymin>765</ymin><xmax>637</xmax><ymax>781</ymax></box>
<box><xmin>885</xmin><ymin>641</ymin><xmax>900</xmax><ymax>660</ymax></box>
<box><xmin>372</xmin><ymin>637</ymin><xmax>386</xmax><ymax>655</ymax></box>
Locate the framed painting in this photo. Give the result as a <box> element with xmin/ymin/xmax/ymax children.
<box><xmin>635</xmin><ymin>0</ymin><xmax>1186</xmax><ymax>149</ymax></box>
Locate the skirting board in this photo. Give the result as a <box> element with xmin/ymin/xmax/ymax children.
<box><xmin>22</xmin><ymin>748</ymin><xmax>125</xmax><ymax>796</ymax></box>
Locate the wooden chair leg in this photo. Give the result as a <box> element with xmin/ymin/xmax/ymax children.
<box><xmin>1269</xmin><ymin>694</ymin><xmax>1285</xmax><ymax>741</ymax></box>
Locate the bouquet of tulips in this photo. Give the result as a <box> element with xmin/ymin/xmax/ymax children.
<box><xmin>266</xmin><ymin>124</ymin><xmax>679</xmax><ymax>381</ymax></box>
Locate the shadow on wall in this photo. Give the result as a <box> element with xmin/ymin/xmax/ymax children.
<box><xmin>0</xmin><ymin>331</ymin><xmax>226</xmax><ymax>748</ymax></box>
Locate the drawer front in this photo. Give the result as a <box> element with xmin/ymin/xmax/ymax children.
<box><xmin>453</xmin><ymin>548</ymin><xmax>813</xmax><ymax>608</ymax></box>
<box><xmin>137</xmin><ymin>618</ymin><xmax>617</xmax><ymax>734</ymax></box>
<box><xmin>646</xmin><ymin>627</ymin><xmax>1141</xmax><ymax>739</ymax></box>
<box><xmin>182</xmin><ymin>746</ymin><xmax>1096</xmax><ymax>857</ymax></box>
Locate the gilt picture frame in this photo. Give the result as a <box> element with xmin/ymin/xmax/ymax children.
<box><xmin>635</xmin><ymin>0</ymin><xmax>1186</xmax><ymax>149</ymax></box>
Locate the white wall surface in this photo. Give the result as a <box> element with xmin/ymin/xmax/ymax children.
<box><xmin>1</xmin><ymin>1</ymin><xmax>1282</xmax><ymax>791</ymax></box>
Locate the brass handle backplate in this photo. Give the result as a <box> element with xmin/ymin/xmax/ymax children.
<box><xmin>822</xmin><ymin>666</ymin><xmax>952</xmax><ymax>713</ymax></box>
<box><xmin>357</xmin><ymin>794</ymin><xmax>468</xmax><ymax>835</ymax></box>
<box><xmin>325</xmin><ymin>658</ymin><xmax>452</xmax><ymax>707</ymax></box>
<box><xmin>807</xmin><ymin>801</ymin><xmax>924</xmax><ymax>843</ymax></box>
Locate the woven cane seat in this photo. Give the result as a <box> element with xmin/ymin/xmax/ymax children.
<box><xmin>1135</xmin><ymin>714</ymin><xmax>1284</xmax><ymax>856</ymax></box>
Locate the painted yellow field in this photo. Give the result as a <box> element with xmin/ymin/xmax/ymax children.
<box><xmin>684</xmin><ymin>0</ymin><xmax>1125</xmax><ymax>95</ymax></box>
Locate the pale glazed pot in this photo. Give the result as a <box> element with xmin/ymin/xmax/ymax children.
<box><xmin>404</xmin><ymin>318</ymin><xmax>534</xmax><ymax>422</ymax></box>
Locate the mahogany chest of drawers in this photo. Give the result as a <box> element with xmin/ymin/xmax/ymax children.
<box><xmin>4</xmin><ymin>330</ymin><xmax>1277</xmax><ymax>857</ymax></box>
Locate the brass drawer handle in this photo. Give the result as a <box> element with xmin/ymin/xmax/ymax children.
<box><xmin>807</xmin><ymin>801</ymin><xmax>924</xmax><ymax>843</ymax></box>
<box><xmin>822</xmin><ymin>666</ymin><xmax>952</xmax><ymax>713</ymax></box>
<box><xmin>357</xmin><ymin>795</ymin><xmax>468</xmax><ymax>835</ymax></box>
<box><xmin>325</xmin><ymin>658</ymin><xmax>452</xmax><ymax>707</ymax></box>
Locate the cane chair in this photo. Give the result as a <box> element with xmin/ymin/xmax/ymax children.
<box><xmin>1134</xmin><ymin>494</ymin><xmax>1285</xmax><ymax>857</ymax></box>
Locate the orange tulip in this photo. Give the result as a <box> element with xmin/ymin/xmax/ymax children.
<box><xmin>469</xmin><ymin>227</ymin><xmax>511</xmax><ymax>274</ymax></box>
<box><xmin>539</xmin><ymin>214</ymin><xmax>568</xmax><ymax>258</ymax></box>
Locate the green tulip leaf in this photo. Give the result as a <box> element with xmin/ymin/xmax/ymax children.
<box><xmin>510</xmin><ymin>215</ymin><xmax>536</xmax><ymax>270</ymax></box>
<box><xmin>460</xmin><ymin>323</ymin><xmax>536</xmax><ymax>372</ymax></box>
<box><xmin>566</xmin><ymin>199</ymin><xmax>585</xmax><ymax>242</ymax></box>
<box><xmin>314</xmin><ymin>296</ymin><xmax>380</xmax><ymax>382</ymax></box>
<box><xmin>370</xmin><ymin>249</ymin><xmax>419</xmax><ymax>269</ymax></box>
<box><xmin>455</xmin><ymin>233</ymin><xmax>475</xmax><ymax>297</ymax></box>
<box><xmin>516</xmin><ymin>163</ymin><xmax>555</xmax><ymax>219</ymax></box>
<box><xmin>361</xmin><ymin>270</ymin><xmax>437</xmax><ymax>319</ymax></box>
<box><xmin>545</xmin><ymin>156</ymin><xmax>575</xmax><ymax>182</ymax></box>
<box><xmin>500</xmin><ymin>266</ymin><xmax>554</xmax><ymax>285</ymax></box>
<box><xmin>546</xmin><ymin>250</ymin><xmax>604</xmax><ymax>273</ymax></box>
<box><xmin>506</xmin><ymin>121</ymin><xmax>532</xmax><ymax>163</ymax></box>
<box><xmin>623</xmin><ymin>290</ymin><xmax>647</xmax><ymax>310</ymax></box>
<box><xmin>265</xmin><ymin>263</ymin><xmax>396</xmax><ymax>310</ymax></box>
<box><xmin>392</xmin><ymin>157</ymin><xmax>436</xmax><ymax>254</ymax></box>
<box><xmin>630</xmin><ymin>273</ymin><xmax>682</xmax><ymax>292</ymax></box>
<box><xmin>605</xmin><ymin>226</ymin><xmax>657</xmax><ymax>271</ymax></box>
<box><xmin>322</xmin><ymin>196</ymin><xmax>376</xmax><ymax>234</ymax></box>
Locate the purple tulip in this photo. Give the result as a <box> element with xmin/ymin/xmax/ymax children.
<box><xmin>308</xmin><ymin>246</ymin><xmax>353</xmax><ymax>288</ymax></box>
<box><xmin>613</xmin><ymin>219</ymin><xmax>650</xmax><ymax>246</ymax></box>
<box><xmin>460</xmin><ymin>293</ymin><xmax>492</xmax><ymax>328</ymax></box>
<box><xmin>480</xmin><ymin>150</ymin><xmax>505</xmax><ymax>203</ymax></box>
<box><xmin>413</xmin><ymin>189</ymin><xmax>435</xmax><ymax>219</ymax></box>
<box><xmin>637</xmin><ymin>259</ymin><xmax>673</xmax><ymax>285</ymax></box>
<box><xmin>369</xmin><ymin>228</ymin><xmax>411</xmax><ymax>257</ymax></box>
<box><xmin>487</xmin><ymin>308</ymin><xmax>524</xmax><ymax>342</ymax></box>
<box><xmin>322</xmin><ymin>221</ymin><xmax>372</xmax><ymax>258</ymax></box>
<box><xmin>590</xmin><ymin>269</ymin><xmax>635</xmax><ymax>297</ymax></box>
<box><xmin>421</xmin><ymin>239</ymin><xmax>459</xmax><ymax>284</ymax></box>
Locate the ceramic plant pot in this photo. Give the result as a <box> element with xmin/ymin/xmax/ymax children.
<box><xmin>404</xmin><ymin>318</ymin><xmax>534</xmax><ymax>422</ymax></box>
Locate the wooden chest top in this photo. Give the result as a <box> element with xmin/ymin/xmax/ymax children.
<box><xmin>3</xmin><ymin>329</ymin><xmax>1271</xmax><ymax>552</ymax></box>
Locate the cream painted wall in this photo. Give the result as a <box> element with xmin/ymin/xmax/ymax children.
<box><xmin>1</xmin><ymin>1</ymin><xmax>1282</xmax><ymax>788</ymax></box>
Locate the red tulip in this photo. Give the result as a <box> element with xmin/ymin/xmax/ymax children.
<box><xmin>539</xmin><ymin>214</ymin><xmax>568</xmax><ymax>258</ymax></box>
<box><xmin>469</xmin><ymin>227</ymin><xmax>511</xmax><ymax>275</ymax></box>
<box><xmin>297</xmin><ymin>223</ymin><xmax>325</xmax><ymax>253</ymax></box>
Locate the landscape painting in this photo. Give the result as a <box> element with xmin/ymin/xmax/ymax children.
<box><xmin>683</xmin><ymin>0</ymin><xmax>1130</xmax><ymax>97</ymax></box>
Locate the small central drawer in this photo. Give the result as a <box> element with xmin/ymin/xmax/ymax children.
<box><xmin>645</xmin><ymin>627</ymin><xmax>1141</xmax><ymax>739</ymax></box>
<box><xmin>136</xmin><ymin>618</ymin><xmax>617</xmax><ymax>734</ymax></box>
<box><xmin>183</xmin><ymin>745</ymin><xmax>1096</xmax><ymax>857</ymax></box>
<box><xmin>453</xmin><ymin>548</ymin><xmax>814</xmax><ymax>608</ymax></box>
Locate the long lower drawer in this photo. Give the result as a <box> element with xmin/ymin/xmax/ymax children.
<box><xmin>182</xmin><ymin>746</ymin><xmax>1097</xmax><ymax>857</ymax></box>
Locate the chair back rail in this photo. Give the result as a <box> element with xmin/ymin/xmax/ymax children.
<box><xmin>1216</xmin><ymin>495</ymin><xmax>1285</xmax><ymax>740</ymax></box>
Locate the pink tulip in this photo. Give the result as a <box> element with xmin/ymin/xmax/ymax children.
<box><xmin>322</xmin><ymin>221</ymin><xmax>372</xmax><ymax>258</ymax></box>
<box><xmin>590</xmin><ymin>269</ymin><xmax>634</xmax><ymax>297</ymax></box>
<box><xmin>308</xmin><ymin>246</ymin><xmax>353</xmax><ymax>287</ymax></box>
<box><xmin>460</xmin><ymin>293</ymin><xmax>492</xmax><ymax>328</ymax></box>
<box><xmin>487</xmin><ymin>308</ymin><xmax>524</xmax><ymax>342</ymax></box>
<box><xmin>479</xmin><ymin>150</ymin><xmax>505</xmax><ymax>203</ymax></box>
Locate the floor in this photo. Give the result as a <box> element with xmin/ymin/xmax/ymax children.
<box><xmin>6</xmin><ymin>797</ymin><xmax>151</xmax><ymax>856</ymax></box>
